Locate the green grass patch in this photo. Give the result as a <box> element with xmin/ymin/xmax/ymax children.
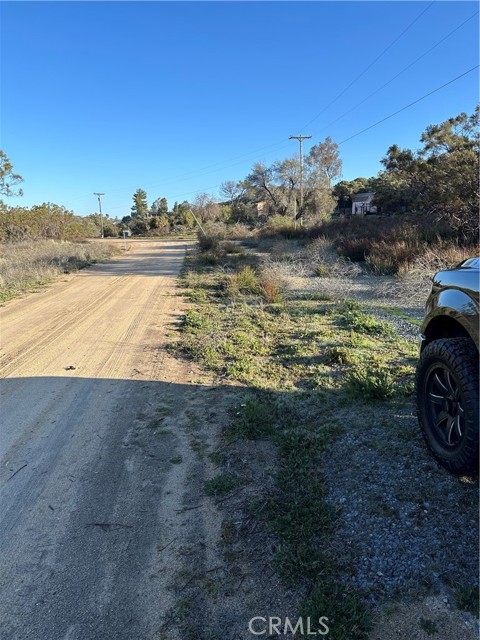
<box><xmin>175</xmin><ymin>247</ymin><xmax>419</xmax><ymax>636</ymax></box>
<box><xmin>454</xmin><ymin>585</ymin><xmax>480</xmax><ymax>617</ymax></box>
<box><xmin>383</xmin><ymin>305</ymin><xmax>422</xmax><ymax>327</ymax></box>
<box><xmin>338</xmin><ymin>300</ymin><xmax>396</xmax><ymax>338</ymax></box>
<box><xmin>203</xmin><ymin>473</ymin><xmax>239</xmax><ymax>497</ymax></box>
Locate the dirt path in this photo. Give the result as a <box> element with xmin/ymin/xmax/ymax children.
<box><xmin>0</xmin><ymin>240</ymin><xmax>230</xmax><ymax>639</ymax></box>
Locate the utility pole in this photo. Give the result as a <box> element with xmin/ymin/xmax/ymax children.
<box><xmin>289</xmin><ymin>135</ymin><xmax>311</xmax><ymax>225</ymax></box>
<box><xmin>93</xmin><ymin>192</ymin><xmax>105</xmax><ymax>239</ymax></box>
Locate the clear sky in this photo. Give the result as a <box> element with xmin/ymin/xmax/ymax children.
<box><xmin>1</xmin><ymin>1</ymin><xmax>478</xmax><ymax>218</ymax></box>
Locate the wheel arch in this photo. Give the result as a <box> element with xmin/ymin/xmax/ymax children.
<box><xmin>423</xmin><ymin>315</ymin><xmax>473</xmax><ymax>347</ymax></box>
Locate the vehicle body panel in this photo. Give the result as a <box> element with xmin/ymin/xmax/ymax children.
<box><xmin>420</xmin><ymin>259</ymin><xmax>480</xmax><ymax>352</ymax></box>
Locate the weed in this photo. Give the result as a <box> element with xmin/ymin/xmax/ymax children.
<box><xmin>169</xmin><ymin>455</ymin><xmax>183</xmax><ymax>464</ymax></box>
<box><xmin>346</xmin><ymin>362</ymin><xmax>396</xmax><ymax>400</ymax></box>
<box><xmin>232</xmin><ymin>396</ymin><xmax>277</xmax><ymax>440</ymax></box>
<box><xmin>208</xmin><ymin>449</ymin><xmax>226</xmax><ymax>466</ymax></box>
<box><xmin>182</xmin><ymin>308</ymin><xmax>210</xmax><ymax>330</ymax></box>
<box><xmin>221</xmin><ymin>241</ymin><xmax>244</xmax><ymax>254</ymax></box>
<box><xmin>325</xmin><ymin>345</ymin><xmax>354</xmax><ymax>365</ymax></box>
<box><xmin>454</xmin><ymin>585</ymin><xmax>480</xmax><ymax>617</ymax></box>
<box><xmin>300</xmin><ymin>583</ymin><xmax>372</xmax><ymax>640</ymax></box>
<box><xmin>198</xmin><ymin>250</ymin><xmax>223</xmax><ymax>266</ymax></box>
<box><xmin>339</xmin><ymin>301</ymin><xmax>396</xmax><ymax>338</ymax></box>
<box><xmin>419</xmin><ymin>618</ymin><xmax>439</xmax><ymax>635</ymax></box>
<box><xmin>236</xmin><ymin>266</ymin><xmax>259</xmax><ymax>293</ymax></box>
<box><xmin>383</xmin><ymin>306</ymin><xmax>422</xmax><ymax>327</ymax></box>
<box><xmin>220</xmin><ymin>519</ymin><xmax>236</xmax><ymax>544</ymax></box>
<box><xmin>314</xmin><ymin>264</ymin><xmax>330</xmax><ymax>277</ymax></box>
<box><xmin>203</xmin><ymin>473</ymin><xmax>238</xmax><ymax>497</ymax></box>
<box><xmin>259</xmin><ymin>278</ymin><xmax>283</xmax><ymax>303</ymax></box>
<box><xmin>155</xmin><ymin>427</ymin><xmax>172</xmax><ymax>436</ymax></box>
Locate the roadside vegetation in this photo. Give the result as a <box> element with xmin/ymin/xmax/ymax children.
<box><xmin>174</xmin><ymin>224</ymin><xmax>478</xmax><ymax>638</ymax></box>
<box><xmin>0</xmin><ymin>239</ymin><xmax>118</xmax><ymax>302</ymax></box>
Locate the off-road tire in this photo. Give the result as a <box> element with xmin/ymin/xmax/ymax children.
<box><xmin>416</xmin><ymin>337</ymin><xmax>479</xmax><ymax>475</ymax></box>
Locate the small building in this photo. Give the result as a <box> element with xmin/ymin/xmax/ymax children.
<box><xmin>351</xmin><ymin>192</ymin><xmax>377</xmax><ymax>215</ymax></box>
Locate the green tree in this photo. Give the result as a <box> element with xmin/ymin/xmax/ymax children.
<box><xmin>151</xmin><ymin>197</ymin><xmax>168</xmax><ymax>216</ymax></box>
<box><xmin>306</xmin><ymin>137</ymin><xmax>342</xmax><ymax>188</ymax></box>
<box><xmin>0</xmin><ymin>151</ymin><xmax>23</xmax><ymax>197</ymax></box>
<box><xmin>333</xmin><ymin>177</ymin><xmax>374</xmax><ymax>212</ymax></box>
<box><xmin>131</xmin><ymin>188</ymin><xmax>148</xmax><ymax>219</ymax></box>
<box><xmin>177</xmin><ymin>202</ymin><xmax>195</xmax><ymax>228</ymax></box>
<box><xmin>373</xmin><ymin>107</ymin><xmax>479</xmax><ymax>240</ymax></box>
<box><xmin>245</xmin><ymin>162</ymin><xmax>284</xmax><ymax>215</ymax></box>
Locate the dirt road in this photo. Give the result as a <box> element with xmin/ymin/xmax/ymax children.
<box><xmin>0</xmin><ymin>241</ymin><xmax>226</xmax><ymax>639</ymax></box>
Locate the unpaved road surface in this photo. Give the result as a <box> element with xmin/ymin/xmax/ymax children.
<box><xmin>0</xmin><ymin>241</ymin><xmax>225</xmax><ymax>639</ymax></box>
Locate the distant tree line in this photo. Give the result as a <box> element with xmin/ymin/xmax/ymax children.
<box><xmin>216</xmin><ymin>107</ymin><xmax>479</xmax><ymax>243</ymax></box>
<box><xmin>0</xmin><ymin>106</ymin><xmax>477</xmax><ymax>243</ymax></box>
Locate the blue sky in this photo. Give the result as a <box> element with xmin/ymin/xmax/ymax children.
<box><xmin>1</xmin><ymin>1</ymin><xmax>478</xmax><ymax>218</ymax></box>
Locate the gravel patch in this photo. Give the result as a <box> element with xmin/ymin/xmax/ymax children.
<box><xmin>260</xmin><ymin>244</ymin><xmax>479</xmax><ymax>626</ymax></box>
<box><xmin>322</xmin><ymin>406</ymin><xmax>479</xmax><ymax>604</ymax></box>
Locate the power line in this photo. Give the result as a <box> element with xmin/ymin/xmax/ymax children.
<box><xmin>69</xmin><ymin>3</ymin><xmax>436</xmax><ymax>204</ymax></box>
<box><xmin>68</xmin><ymin>4</ymin><xmax>474</xmax><ymax>211</ymax></box>
<box><xmin>300</xmin><ymin>0</ymin><xmax>436</xmax><ymax>131</ymax></box>
<box><xmin>69</xmin><ymin>3</ymin><xmax>463</xmax><ymax>208</ymax></box>
<box><xmin>85</xmin><ymin>63</ymin><xmax>478</xmax><ymax>216</ymax></box>
<box><xmin>312</xmin><ymin>11</ymin><xmax>478</xmax><ymax>139</ymax></box>
<box><xmin>338</xmin><ymin>65</ymin><xmax>479</xmax><ymax>146</ymax></box>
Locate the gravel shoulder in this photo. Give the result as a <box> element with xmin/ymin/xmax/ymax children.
<box><xmin>260</xmin><ymin>244</ymin><xmax>479</xmax><ymax>640</ymax></box>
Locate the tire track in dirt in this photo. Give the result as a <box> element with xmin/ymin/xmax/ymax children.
<box><xmin>0</xmin><ymin>274</ymin><xmax>131</xmax><ymax>377</ymax></box>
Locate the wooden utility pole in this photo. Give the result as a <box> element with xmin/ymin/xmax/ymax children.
<box><xmin>289</xmin><ymin>135</ymin><xmax>311</xmax><ymax>224</ymax></box>
<box><xmin>94</xmin><ymin>192</ymin><xmax>105</xmax><ymax>239</ymax></box>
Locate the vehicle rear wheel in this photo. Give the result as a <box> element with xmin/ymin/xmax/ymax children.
<box><xmin>416</xmin><ymin>337</ymin><xmax>479</xmax><ymax>475</ymax></box>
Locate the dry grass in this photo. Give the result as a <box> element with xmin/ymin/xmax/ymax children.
<box><xmin>0</xmin><ymin>239</ymin><xmax>117</xmax><ymax>301</ymax></box>
<box><xmin>307</xmin><ymin>236</ymin><xmax>363</xmax><ymax>278</ymax></box>
<box><xmin>302</xmin><ymin>215</ymin><xmax>478</xmax><ymax>275</ymax></box>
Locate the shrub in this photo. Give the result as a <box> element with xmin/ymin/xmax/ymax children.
<box><xmin>314</xmin><ymin>264</ymin><xmax>330</xmax><ymax>277</ymax></box>
<box><xmin>221</xmin><ymin>241</ymin><xmax>244</xmax><ymax>254</ymax></box>
<box><xmin>259</xmin><ymin>278</ymin><xmax>283</xmax><ymax>303</ymax></box>
<box><xmin>236</xmin><ymin>266</ymin><xmax>260</xmax><ymax>293</ymax></box>
<box><xmin>346</xmin><ymin>362</ymin><xmax>396</xmax><ymax>400</ymax></box>
<box><xmin>198</xmin><ymin>233</ymin><xmax>220</xmax><ymax>253</ymax></box>
<box><xmin>335</xmin><ymin>237</ymin><xmax>371</xmax><ymax>262</ymax></box>
<box><xmin>0</xmin><ymin>240</ymin><xmax>117</xmax><ymax>301</ymax></box>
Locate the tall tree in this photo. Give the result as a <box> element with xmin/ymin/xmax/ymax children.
<box><xmin>192</xmin><ymin>193</ymin><xmax>222</xmax><ymax>223</ymax></box>
<box><xmin>131</xmin><ymin>188</ymin><xmax>149</xmax><ymax>219</ymax></box>
<box><xmin>306</xmin><ymin>137</ymin><xmax>342</xmax><ymax>187</ymax></box>
<box><xmin>151</xmin><ymin>197</ymin><xmax>168</xmax><ymax>216</ymax></box>
<box><xmin>374</xmin><ymin>107</ymin><xmax>479</xmax><ymax>240</ymax></box>
<box><xmin>245</xmin><ymin>162</ymin><xmax>284</xmax><ymax>214</ymax></box>
<box><xmin>0</xmin><ymin>151</ymin><xmax>24</xmax><ymax>197</ymax></box>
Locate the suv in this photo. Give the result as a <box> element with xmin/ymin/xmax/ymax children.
<box><xmin>416</xmin><ymin>257</ymin><xmax>479</xmax><ymax>475</ymax></box>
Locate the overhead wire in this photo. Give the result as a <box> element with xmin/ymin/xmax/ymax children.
<box><xmin>311</xmin><ymin>11</ymin><xmax>479</xmax><ymax>139</ymax></box>
<box><xmin>72</xmin><ymin>2</ymin><xmax>437</xmax><ymax>205</ymax></box>
<box><xmin>299</xmin><ymin>0</ymin><xmax>436</xmax><ymax>132</ymax></box>
<box><xmin>102</xmin><ymin>65</ymin><xmax>478</xmax><ymax>214</ymax></box>
<box><xmin>69</xmin><ymin>2</ymin><xmax>476</xmax><ymax>212</ymax></box>
<box><xmin>337</xmin><ymin>65</ymin><xmax>479</xmax><ymax>145</ymax></box>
